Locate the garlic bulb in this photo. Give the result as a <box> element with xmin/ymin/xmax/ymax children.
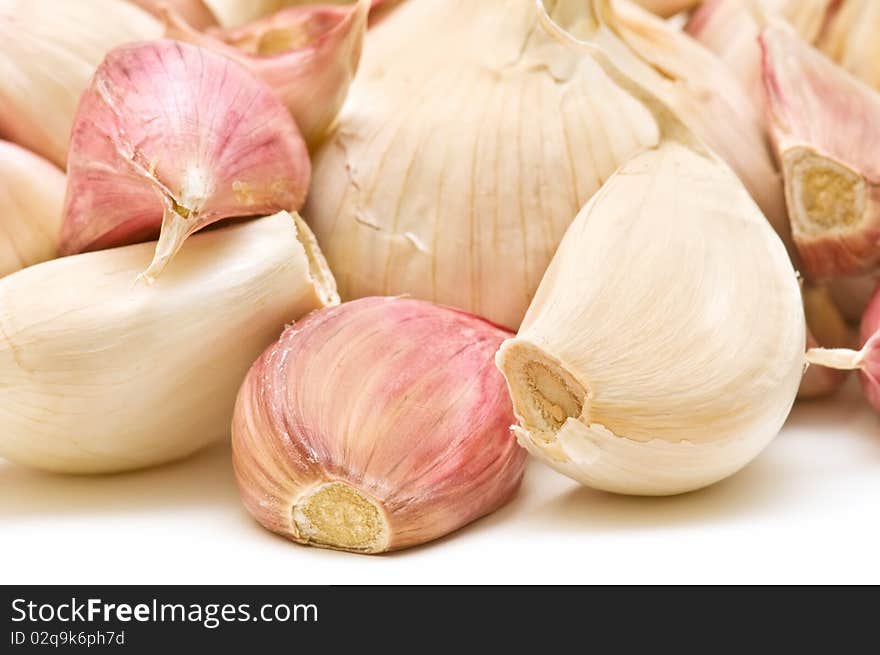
<box><xmin>799</xmin><ymin>285</ymin><xmax>854</xmax><ymax>399</ymax></box>
<box><xmin>58</xmin><ymin>39</ymin><xmax>310</xmax><ymax>283</ymax></box>
<box><xmin>807</xmin><ymin>283</ymin><xmax>880</xmax><ymax>412</ymax></box>
<box><xmin>232</xmin><ymin>296</ymin><xmax>526</xmax><ymax>554</ymax></box>
<box><xmin>761</xmin><ymin>25</ymin><xmax>880</xmax><ymax>280</ymax></box>
<box><xmin>0</xmin><ymin>211</ymin><xmax>338</xmax><ymax>474</ymax></box>
<box><xmin>0</xmin><ymin>141</ymin><xmax>65</xmax><ymax>278</ymax></box>
<box><xmin>495</xmin><ymin>8</ymin><xmax>805</xmax><ymax>496</ymax></box>
<box><xmin>305</xmin><ymin>0</ymin><xmax>662</xmax><ymax>330</ymax></box>
<box><xmin>0</xmin><ymin>0</ymin><xmax>161</xmax><ymax>167</ymax></box>
<box><xmin>130</xmin><ymin>0</ymin><xmax>217</xmax><ymax>29</ymax></box>
<box><xmin>164</xmin><ymin>0</ymin><xmax>370</xmax><ymax>148</ymax></box>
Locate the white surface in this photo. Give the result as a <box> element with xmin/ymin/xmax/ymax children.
<box><xmin>3</xmin><ymin>379</ymin><xmax>879</xmax><ymax>585</ymax></box>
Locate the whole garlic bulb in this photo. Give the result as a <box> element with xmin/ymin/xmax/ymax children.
<box><xmin>232</xmin><ymin>297</ymin><xmax>526</xmax><ymax>554</ymax></box>
<box><xmin>0</xmin><ymin>0</ymin><xmax>162</xmax><ymax>167</ymax></box>
<box><xmin>0</xmin><ymin>212</ymin><xmax>338</xmax><ymax>474</ymax></box>
<box><xmin>304</xmin><ymin>0</ymin><xmax>660</xmax><ymax>330</ymax></box>
<box><xmin>0</xmin><ymin>140</ymin><xmax>65</xmax><ymax>278</ymax></box>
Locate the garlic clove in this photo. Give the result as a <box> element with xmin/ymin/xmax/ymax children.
<box><xmin>798</xmin><ymin>284</ymin><xmax>855</xmax><ymax>399</ymax></box>
<box><xmin>0</xmin><ymin>211</ymin><xmax>338</xmax><ymax>474</ymax></box>
<box><xmin>632</xmin><ymin>0</ymin><xmax>701</xmax><ymax>18</ymax></box>
<box><xmin>163</xmin><ymin>0</ymin><xmax>370</xmax><ymax>148</ymax></box>
<box><xmin>829</xmin><ymin>273</ymin><xmax>879</xmax><ymax>325</ymax></box>
<box><xmin>58</xmin><ymin>39</ymin><xmax>310</xmax><ymax>282</ymax></box>
<box><xmin>232</xmin><ymin>296</ymin><xmax>526</xmax><ymax>554</ymax></box>
<box><xmin>303</xmin><ymin>0</ymin><xmax>662</xmax><ymax>330</ymax></box>
<box><xmin>130</xmin><ymin>0</ymin><xmax>217</xmax><ymax>29</ymax></box>
<box><xmin>202</xmin><ymin>0</ymin><xmax>389</xmax><ymax>28</ymax></box>
<box><xmin>0</xmin><ymin>141</ymin><xmax>65</xmax><ymax>278</ymax></box>
<box><xmin>815</xmin><ymin>0</ymin><xmax>880</xmax><ymax>92</ymax></box>
<box><xmin>0</xmin><ymin>0</ymin><xmax>162</xmax><ymax>167</ymax></box>
<box><xmin>760</xmin><ymin>24</ymin><xmax>880</xmax><ymax>280</ymax></box>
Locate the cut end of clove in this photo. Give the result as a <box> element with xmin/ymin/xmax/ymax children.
<box><xmin>496</xmin><ymin>338</ymin><xmax>587</xmax><ymax>458</ymax></box>
<box><xmin>292</xmin><ymin>482</ymin><xmax>390</xmax><ymax>554</ymax></box>
<box><xmin>786</xmin><ymin>149</ymin><xmax>866</xmax><ymax>236</ymax></box>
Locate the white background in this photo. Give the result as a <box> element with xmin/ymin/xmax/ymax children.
<box><xmin>3</xmin><ymin>378</ymin><xmax>879</xmax><ymax>585</ymax></box>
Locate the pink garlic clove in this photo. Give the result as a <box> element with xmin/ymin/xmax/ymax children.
<box><xmin>163</xmin><ymin>0</ymin><xmax>370</xmax><ymax>147</ymax></box>
<box><xmin>760</xmin><ymin>24</ymin><xmax>880</xmax><ymax>280</ymax></box>
<box><xmin>232</xmin><ymin>296</ymin><xmax>527</xmax><ymax>554</ymax></box>
<box><xmin>59</xmin><ymin>39</ymin><xmax>310</xmax><ymax>282</ymax></box>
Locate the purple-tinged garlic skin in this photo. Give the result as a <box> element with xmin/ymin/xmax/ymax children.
<box><xmin>760</xmin><ymin>24</ymin><xmax>880</xmax><ymax>281</ymax></box>
<box><xmin>163</xmin><ymin>0</ymin><xmax>370</xmax><ymax>148</ymax></box>
<box><xmin>232</xmin><ymin>296</ymin><xmax>527</xmax><ymax>554</ymax></box>
<box><xmin>59</xmin><ymin>39</ymin><xmax>310</xmax><ymax>281</ymax></box>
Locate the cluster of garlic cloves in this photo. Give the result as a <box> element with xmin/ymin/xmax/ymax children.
<box><xmin>232</xmin><ymin>297</ymin><xmax>526</xmax><ymax>553</ymax></box>
<box><xmin>0</xmin><ymin>141</ymin><xmax>65</xmax><ymax>278</ymax></box>
<box><xmin>0</xmin><ymin>0</ymin><xmax>162</xmax><ymax>167</ymax></box>
<box><xmin>0</xmin><ymin>212</ymin><xmax>337</xmax><ymax>473</ymax></box>
<box><xmin>761</xmin><ymin>24</ymin><xmax>880</xmax><ymax>280</ymax></box>
<box><xmin>163</xmin><ymin>0</ymin><xmax>370</xmax><ymax>147</ymax></box>
<box><xmin>59</xmin><ymin>39</ymin><xmax>310</xmax><ymax>282</ymax></box>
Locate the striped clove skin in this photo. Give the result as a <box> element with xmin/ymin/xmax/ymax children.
<box><xmin>0</xmin><ymin>141</ymin><xmax>65</xmax><ymax>277</ymax></box>
<box><xmin>232</xmin><ymin>296</ymin><xmax>527</xmax><ymax>554</ymax></box>
<box><xmin>163</xmin><ymin>0</ymin><xmax>370</xmax><ymax>148</ymax></box>
<box><xmin>761</xmin><ymin>24</ymin><xmax>880</xmax><ymax>280</ymax></box>
<box><xmin>58</xmin><ymin>39</ymin><xmax>310</xmax><ymax>283</ymax></box>
<box><xmin>807</xmin><ymin>282</ymin><xmax>880</xmax><ymax>412</ymax></box>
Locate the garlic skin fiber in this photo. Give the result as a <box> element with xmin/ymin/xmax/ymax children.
<box><xmin>0</xmin><ymin>212</ymin><xmax>338</xmax><ymax>474</ymax></box>
<box><xmin>164</xmin><ymin>0</ymin><xmax>370</xmax><ymax>148</ymax></box>
<box><xmin>232</xmin><ymin>297</ymin><xmax>526</xmax><ymax>554</ymax></box>
<box><xmin>0</xmin><ymin>141</ymin><xmax>65</xmax><ymax>278</ymax></box>
<box><xmin>761</xmin><ymin>25</ymin><xmax>880</xmax><ymax>280</ymax></box>
<box><xmin>304</xmin><ymin>0</ymin><xmax>660</xmax><ymax>330</ymax></box>
<box><xmin>59</xmin><ymin>39</ymin><xmax>310</xmax><ymax>282</ymax></box>
<box><xmin>0</xmin><ymin>0</ymin><xmax>162</xmax><ymax>167</ymax></box>
<box><xmin>496</xmin><ymin>138</ymin><xmax>805</xmax><ymax>495</ymax></box>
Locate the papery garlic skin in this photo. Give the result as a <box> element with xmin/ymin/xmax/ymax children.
<box><xmin>799</xmin><ymin>285</ymin><xmax>855</xmax><ymax>399</ymax></box>
<box><xmin>304</xmin><ymin>0</ymin><xmax>660</xmax><ymax>330</ymax></box>
<box><xmin>0</xmin><ymin>0</ymin><xmax>161</xmax><ymax>167</ymax></box>
<box><xmin>130</xmin><ymin>0</ymin><xmax>217</xmax><ymax>29</ymax></box>
<box><xmin>233</xmin><ymin>296</ymin><xmax>526</xmax><ymax>554</ymax></box>
<box><xmin>0</xmin><ymin>141</ymin><xmax>65</xmax><ymax>277</ymax></box>
<box><xmin>0</xmin><ymin>212</ymin><xmax>338</xmax><ymax>474</ymax></box>
<box><xmin>496</xmin><ymin>141</ymin><xmax>805</xmax><ymax>496</ymax></box>
<box><xmin>59</xmin><ymin>39</ymin><xmax>310</xmax><ymax>282</ymax></box>
<box><xmin>761</xmin><ymin>25</ymin><xmax>880</xmax><ymax>280</ymax></box>
<box><xmin>164</xmin><ymin>0</ymin><xmax>370</xmax><ymax>148</ymax></box>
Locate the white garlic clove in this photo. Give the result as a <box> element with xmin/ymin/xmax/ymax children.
<box><xmin>632</xmin><ymin>0</ymin><xmax>701</xmax><ymax>18</ymax></box>
<box><xmin>0</xmin><ymin>141</ymin><xmax>65</xmax><ymax>278</ymax></box>
<box><xmin>761</xmin><ymin>24</ymin><xmax>880</xmax><ymax>280</ymax></box>
<box><xmin>0</xmin><ymin>211</ymin><xmax>338</xmax><ymax>474</ymax></box>
<box><xmin>163</xmin><ymin>0</ymin><xmax>370</xmax><ymax>148</ymax></box>
<box><xmin>130</xmin><ymin>0</ymin><xmax>217</xmax><ymax>29</ymax></box>
<box><xmin>232</xmin><ymin>296</ymin><xmax>526</xmax><ymax>554</ymax></box>
<box><xmin>58</xmin><ymin>39</ymin><xmax>310</xmax><ymax>282</ymax></box>
<box><xmin>0</xmin><ymin>0</ymin><xmax>162</xmax><ymax>167</ymax></box>
<box><xmin>815</xmin><ymin>0</ymin><xmax>880</xmax><ymax>92</ymax></box>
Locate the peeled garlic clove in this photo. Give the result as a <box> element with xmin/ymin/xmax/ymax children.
<box><xmin>164</xmin><ymin>0</ymin><xmax>370</xmax><ymax>147</ymax></box>
<box><xmin>799</xmin><ymin>285</ymin><xmax>855</xmax><ymax>399</ymax></box>
<box><xmin>494</xmin><ymin>25</ymin><xmax>805</xmax><ymax>498</ymax></box>
<box><xmin>59</xmin><ymin>39</ymin><xmax>310</xmax><ymax>282</ymax></box>
<box><xmin>0</xmin><ymin>141</ymin><xmax>65</xmax><ymax>277</ymax></box>
<box><xmin>233</xmin><ymin>296</ymin><xmax>526</xmax><ymax>554</ymax></box>
<box><xmin>304</xmin><ymin>0</ymin><xmax>661</xmax><ymax>330</ymax></box>
<box><xmin>0</xmin><ymin>212</ymin><xmax>338</xmax><ymax>474</ymax></box>
<box><xmin>130</xmin><ymin>0</ymin><xmax>217</xmax><ymax>29</ymax></box>
<box><xmin>577</xmin><ymin>0</ymin><xmax>794</xmax><ymax>258</ymax></box>
<box><xmin>0</xmin><ymin>0</ymin><xmax>161</xmax><ymax>167</ymax></box>
<box><xmin>761</xmin><ymin>25</ymin><xmax>880</xmax><ymax>280</ymax></box>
